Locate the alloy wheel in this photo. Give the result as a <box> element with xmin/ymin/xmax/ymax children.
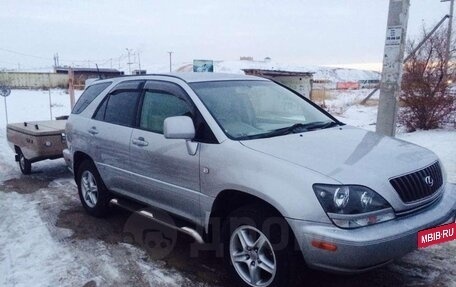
<box><xmin>229</xmin><ymin>225</ymin><xmax>277</xmax><ymax>287</ymax></box>
<box><xmin>81</xmin><ymin>170</ymin><xmax>98</xmax><ymax>208</ymax></box>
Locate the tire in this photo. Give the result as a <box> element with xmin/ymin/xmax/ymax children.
<box><xmin>18</xmin><ymin>152</ymin><xmax>32</xmax><ymax>175</ymax></box>
<box><xmin>222</xmin><ymin>205</ymin><xmax>297</xmax><ymax>287</ymax></box>
<box><xmin>76</xmin><ymin>160</ymin><xmax>110</xmax><ymax>217</ymax></box>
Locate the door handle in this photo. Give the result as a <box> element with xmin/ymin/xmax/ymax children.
<box><xmin>88</xmin><ymin>127</ymin><xmax>99</xmax><ymax>135</ymax></box>
<box><xmin>132</xmin><ymin>137</ymin><xmax>149</xmax><ymax>147</ymax></box>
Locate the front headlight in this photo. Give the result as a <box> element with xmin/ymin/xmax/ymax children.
<box><xmin>313</xmin><ymin>184</ymin><xmax>395</xmax><ymax>228</ymax></box>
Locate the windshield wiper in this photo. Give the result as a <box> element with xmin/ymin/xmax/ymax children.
<box><xmin>299</xmin><ymin>121</ymin><xmax>340</xmax><ymax>130</ymax></box>
<box><xmin>238</xmin><ymin>121</ymin><xmax>340</xmax><ymax>140</ymax></box>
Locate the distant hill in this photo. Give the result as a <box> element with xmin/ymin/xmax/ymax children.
<box><xmin>175</xmin><ymin>60</ymin><xmax>380</xmax><ymax>83</ymax></box>
<box><xmin>314</xmin><ymin>67</ymin><xmax>380</xmax><ymax>82</ymax></box>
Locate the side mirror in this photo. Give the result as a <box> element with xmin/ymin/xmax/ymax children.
<box><xmin>163</xmin><ymin>116</ymin><xmax>195</xmax><ymax>140</ymax></box>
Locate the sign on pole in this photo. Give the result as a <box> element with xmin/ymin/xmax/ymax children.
<box><xmin>0</xmin><ymin>85</ymin><xmax>11</xmax><ymax>124</ymax></box>
<box><xmin>193</xmin><ymin>60</ymin><xmax>214</xmax><ymax>72</ymax></box>
<box><xmin>385</xmin><ymin>26</ymin><xmax>402</xmax><ymax>46</ymax></box>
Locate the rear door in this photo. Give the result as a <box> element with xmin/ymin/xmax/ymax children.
<box><xmin>129</xmin><ymin>80</ymin><xmax>201</xmax><ymax>222</ymax></box>
<box><xmin>88</xmin><ymin>80</ymin><xmax>143</xmax><ymax>194</ymax></box>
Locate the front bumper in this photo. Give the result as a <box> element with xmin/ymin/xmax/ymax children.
<box><xmin>288</xmin><ymin>183</ymin><xmax>456</xmax><ymax>274</ymax></box>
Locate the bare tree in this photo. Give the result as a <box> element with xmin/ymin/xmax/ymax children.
<box><xmin>399</xmin><ymin>25</ymin><xmax>456</xmax><ymax>131</ymax></box>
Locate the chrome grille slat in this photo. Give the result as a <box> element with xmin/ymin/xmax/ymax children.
<box><xmin>429</xmin><ymin>164</ymin><xmax>437</xmax><ymax>187</ymax></box>
<box><xmin>390</xmin><ymin>162</ymin><xmax>443</xmax><ymax>203</ymax></box>
<box><xmin>402</xmin><ymin>174</ymin><xmax>414</xmax><ymax>202</ymax></box>
<box><xmin>417</xmin><ymin>169</ymin><xmax>427</xmax><ymax>197</ymax></box>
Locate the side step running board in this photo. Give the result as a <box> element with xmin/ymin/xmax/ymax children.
<box><xmin>109</xmin><ymin>198</ymin><xmax>205</xmax><ymax>244</ymax></box>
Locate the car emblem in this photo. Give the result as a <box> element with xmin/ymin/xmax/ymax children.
<box><xmin>424</xmin><ymin>175</ymin><xmax>434</xmax><ymax>187</ymax></box>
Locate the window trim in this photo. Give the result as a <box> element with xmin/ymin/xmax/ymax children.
<box><xmin>136</xmin><ymin>80</ymin><xmax>218</xmax><ymax>144</ymax></box>
<box><xmin>71</xmin><ymin>81</ymin><xmax>112</xmax><ymax>114</ymax></box>
<box><xmin>92</xmin><ymin>94</ymin><xmax>108</xmax><ymax>121</ymax></box>
<box><xmin>91</xmin><ymin>80</ymin><xmax>145</xmax><ymax>128</ymax></box>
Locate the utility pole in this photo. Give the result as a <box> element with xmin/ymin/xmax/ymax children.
<box><xmin>137</xmin><ymin>51</ymin><xmax>142</xmax><ymax>72</ymax></box>
<box><xmin>376</xmin><ymin>0</ymin><xmax>410</xmax><ymax>137</ymax></box>
<box><xmin>442</xmin><ymin>0</ymin><xmax>454</xmax><ymax>81</ymax></box>
<box><xmin>168</xmin><ymin>51</ymin><xmax>173</xmax><ymax>72</ymax></box>
<box><xmin>48</xmin><ymin>74</ymin><xmax>53</xmax><ymax>120</ymax></box>
<box><xmin>53</xmin><ymin>53</ymin><xmax>60</xmax><ymax>68</ymax></box>
<box><xmin>126</xmin><ymin>48</ymin><xmax>133</xmax><ymax>75</ymax></box>
<box><xmin>68</xmin><ymin>67</ymin><xmax>75</xmax><ymax>109</ymax></box>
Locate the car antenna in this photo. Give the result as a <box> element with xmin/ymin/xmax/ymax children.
<box><xmin>96</xmin><ymin>64</ymin><xmax>103</xmax><ymax>79</ymax></box>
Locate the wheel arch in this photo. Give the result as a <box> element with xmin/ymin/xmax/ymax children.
<box><xmin>73</xmin><ymin>151</ymin><xmax>94</xmax><ymax>179</ymax></box>
<box><xmin>14</xmin><ymin>145</ymin><xmax>21</xmax><ymax>155</ymax></box>
<box><xmin>207</xmin><ymin>189</ymin><xmax>293</xmax><ymax>240</ymax></box>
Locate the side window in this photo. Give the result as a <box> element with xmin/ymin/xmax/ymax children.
<box><xmin>102</xmin><ymin>91</ymin><xmax>141</xmax><ymax>126</ymax></box>
<box><xmin>72</xmin><ymin>82</ymin><xmax>111</xmax><ymax>114</ymax></box>
<box><xmin>93</xmin><ymin>97</ymin><xmax>108</xmax><ymax>121</ymax></box>
<box><xmin>140</xmin><ymin>90</ymin><xmax>192</xmax><ymax>133</ymax></box>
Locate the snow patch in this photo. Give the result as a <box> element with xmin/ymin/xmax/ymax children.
<box><xmin>0</xmin><ymin>191</ymin><xmax>91</xmax><ymax>287</ymax></box>
<box><xmin>120</xmin><ymin>243</ymin><xmax>196</xmax><ymax>287</ymax></box>
<box><xmin>398</xmin><ymin>130</ymin><xmax>456</xmax><ymax>183</ymax></box>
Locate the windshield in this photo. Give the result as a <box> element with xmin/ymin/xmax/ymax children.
<box><xmin>190</xmin><ymin>80</ymin><xmax>337</xmax><ymax>140</ymax></box>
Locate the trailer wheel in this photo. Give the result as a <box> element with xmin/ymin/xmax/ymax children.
<box><xmin>18</xmin><ymin>152</ymin><xmax>32</xmax><ymax>175</ymax></box>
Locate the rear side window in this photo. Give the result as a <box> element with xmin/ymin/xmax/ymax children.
<box><xmin>72</xmin><ymin>82</ymin><xmax>111</xmax><ymax>114</ymax></box>
<box><xmin>102</xmin><ymin>91</ymin><xmax>141</xmax><ymax>127</ymax></box>
<box><xmin>93</xmin><ymin>97</ymin><xmax>108</xmax><ymax>121</ymax></box>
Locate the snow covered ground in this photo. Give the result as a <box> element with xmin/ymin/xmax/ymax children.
<box><xmin>0</xmin><ymin>89</ymin><xmax>81</xmax><ymax>127</ymax></box>
<box><xmin>0</xmin><ymin>88</ymin><xmax>455</xmax><ymax>287</ymax></box>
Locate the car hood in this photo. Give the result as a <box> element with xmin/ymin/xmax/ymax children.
<box><xmin>240</xmin><ymin>126</ymin><xmax>439</xmax><ymax>209</ymax></box>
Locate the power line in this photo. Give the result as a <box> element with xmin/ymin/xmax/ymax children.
<box><xmin>0</xmin><ymin>47</ymin><xmax>50</xmax><ymax>60</ymax></box>
<box><xmin>0</xmin><ymin>47</ymin><xmax>128</xmax><ymax>67</ymax></box>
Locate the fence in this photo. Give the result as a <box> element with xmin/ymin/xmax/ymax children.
<box><xmin>336</xmin><ymin>81</ymin><xmax>360</xmax><ymax>90</ymax></box>
<box><xmin>310</xmin><ymin>89</ymin><xmax>329</xmax><ymax>104</ymax></box>
<box><xmin>0</xmin><ymin>72</ymin><xmax>68</xmax><ymax>89</ymax></box>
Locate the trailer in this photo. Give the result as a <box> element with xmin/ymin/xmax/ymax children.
<box><xmin>7</xmin><ymin>119</ymin><xmax>67</xmax><ymax>174</ymax></box>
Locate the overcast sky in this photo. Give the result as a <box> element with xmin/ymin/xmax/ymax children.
<box><xmin>0</xmin><ymin>0</ymin><xmax>451</xmax><ymax>72</ymax></box>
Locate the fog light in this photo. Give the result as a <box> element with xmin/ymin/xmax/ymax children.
<box><xmin>45</xmin><ymin>141</ymin><xmax>52</xmax><ymax>147</ymax></box>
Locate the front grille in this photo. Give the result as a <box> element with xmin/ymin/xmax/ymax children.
<box><xmin>390</xmin><ymin>161</ymin><xmax>443</xmax><ymax>203</ymax></box>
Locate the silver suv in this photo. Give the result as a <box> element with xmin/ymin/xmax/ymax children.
<box><xmin>64</xmin><ymin>73</ymin><xmax>456</xmax><ymax>287</ymax></box>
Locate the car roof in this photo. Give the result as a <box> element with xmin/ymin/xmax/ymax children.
<box><xmin>89</xmin><ymin>72</ymin><xmax>268</xmax><ymax>85</ymax></box>
<box><xmin>168</xmin><ymin>72</ymin><xmax>266</xmax><ymax>83</ymax></box>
